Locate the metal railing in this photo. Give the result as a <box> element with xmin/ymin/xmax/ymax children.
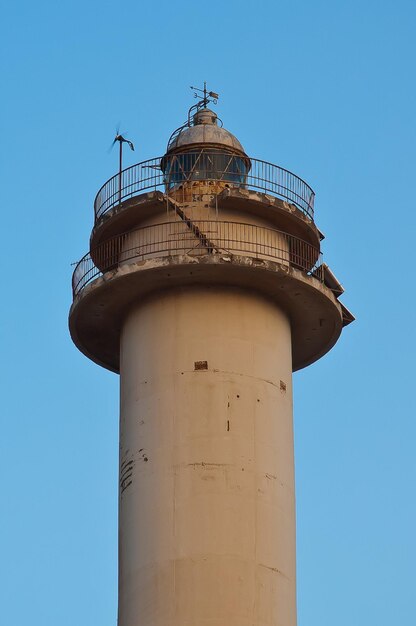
<box><xmin>72</xmin><ymin>220</ymin><xmax>322</xmax><ymax>297</ymax></box>
<box><xmin>94</xmin><ymin>153</ymin><xmax>315</xmax><ymax>222</ymax></box>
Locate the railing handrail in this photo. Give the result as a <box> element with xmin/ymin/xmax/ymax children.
<box><xmin>93</xmin><ymin>154</ymin><xmax>315</xmax><ymax>222</ymax></box>
<box><xmin>72</xmin><ymin>220</ymin><xmax>322</xmax><ymax>298</ymax></box>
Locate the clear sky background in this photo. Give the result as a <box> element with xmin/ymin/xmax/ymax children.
<box><xmin>1</xmin><ymin>0</ymin><xmax>415</xmax><ymax>624</ymax></box>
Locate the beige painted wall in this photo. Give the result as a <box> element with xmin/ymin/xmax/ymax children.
<box><xmin>118</xmin><ymin>286</ymin><xmax>296</xmax><ymax>626</ymax></box>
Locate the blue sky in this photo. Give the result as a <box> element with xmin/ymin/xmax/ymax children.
<box><xmin>1</xmin><ymin>1</ymin><xmax>415</xmax><ymax>624</ymax></box>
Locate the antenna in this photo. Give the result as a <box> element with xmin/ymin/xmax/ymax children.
<box><xmin>109</xmin><ymin>128</ymin><xmax>135</xmax><ymax>205</ymax></box>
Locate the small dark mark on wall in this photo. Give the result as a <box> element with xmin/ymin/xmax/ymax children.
<box><xmin>131</xmin><ymin>447</ymin><xmax>149</xmax><ymax>463</ymax></box>
<box><xmin>280</xmin><ymin>381</ymin><xmax>287</xmax><ymax>392</ymax></box>
<box><xmin>120</xmin><ymin>458</ymin><xmax>134</xmax><ymax>494</ymax></box>
<box><xmin>259</xmin><ymin>564</ymin><xmax>288</xmax><ymax>578</ymax></box>
<box><xmin>120</xmin><ymin>479</ymin><xmax>132</xmax><ymax>493</ymax></box>
<box><xmin>194</xmin><ymin>361</ymin><xmax>208</xmax><ymax>370</ymax></box>
<box><xmin>138</xmin><ymin>449</ymin><xmax>149</xmax><ymax>463</ymax></box>
<box><xmin>188</xmin><ymin>462</ymin><xmax>229</xmax><ymax>469</ymax></box>
<box><xmin>227</xmin><ymin>420</ymin><xmax>230</xmax><ymax>431</ymax></box>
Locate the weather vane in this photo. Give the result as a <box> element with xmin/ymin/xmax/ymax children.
<box><xmin>190</xmin><ymin>82</ymin><xmax>219</xmax><ymax>107</ymax></box>
<box><xmin>187</xmin><ymin>82</ymin><xmax>219</xmax><ymax>126</ymax></box>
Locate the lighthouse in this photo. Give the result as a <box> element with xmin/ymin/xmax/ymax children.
<box><xmin>69</xmin><ymin>87</ymin><xmax>353</xmax><ymax>626</ymax></box>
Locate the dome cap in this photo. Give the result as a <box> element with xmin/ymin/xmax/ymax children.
<box><xmin>166</xmin><ymin>108</ymin><xmax>246</xmax><ymax>155</ymax></box>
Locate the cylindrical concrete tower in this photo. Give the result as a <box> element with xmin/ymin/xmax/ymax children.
<box><xmin>70</xmin><ymin>94</ymin><xmax>353</xmax><ymax>626</ymax></box>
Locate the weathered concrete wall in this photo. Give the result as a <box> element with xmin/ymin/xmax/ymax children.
<box><xmin>118</xmin><ymin>286</ymin><xmax>296</xmax><ymax>626</ymax></box>
<box><xmin>119</xmin><ymin>203</ymin><xmax>290</xmax><ymax>266</ymax></box>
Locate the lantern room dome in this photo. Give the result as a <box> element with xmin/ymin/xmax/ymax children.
<box><xmin>167</xmin><ymin>108</ymin><xmax>246</xmax><ymax>155</ymax></box>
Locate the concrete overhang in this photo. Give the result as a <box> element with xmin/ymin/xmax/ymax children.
<box><xmin>90</xmin><ymin>190</ymin><xmax>321</xmax><ymax>251</ymax></box>
<box><xmin>322</xmin><ymin>263</ymin><xmax>344</xmax><ymax>297</ymax></box>
<box><xmin>340</xmin><ymin>302</ymin><xmax>355</xmax><ymax>326</ymax></box>
<box><xmin>69</xmin><ymin>253</ymin><xmax>345</xmax><ymax>374</ymax></box>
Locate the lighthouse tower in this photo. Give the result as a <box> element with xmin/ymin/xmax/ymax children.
<box><xmin>69</xmin><ymin>88</ymin><xmax>353</xmax><ymax>626</ymax></box>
